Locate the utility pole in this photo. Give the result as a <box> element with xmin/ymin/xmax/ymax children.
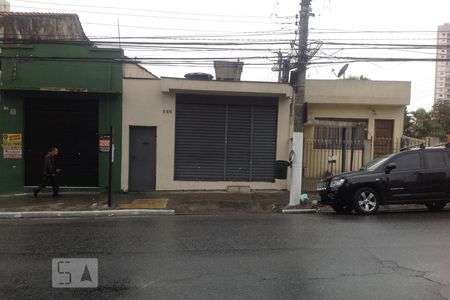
<box><xmin>289</xmin><ymin>0</ymin><xmax>311</xmax><ymax>206</ymax></box>
<box><xmin>281</xmin><ymin>59</ymin><xmax>290</xmax><ymax>83</ymax></box>
<box><xmin>117</xmin><ymin>19</ymin><xmax>121</xmax><ymax>48</ymax></box>
<box><xmin>108</xmin><ymin>126</ymin><xmax>114</xmax><ymax>207</ymax></box>
<box><xmin>277</xmin><ymin>50</ymin><xmax>283</xmax><ymax>83</ymax></box>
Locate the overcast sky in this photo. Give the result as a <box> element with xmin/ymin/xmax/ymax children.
<box><xmin>8</xmin><ymin>0</ymin><xmax>450</xmax><ymax>111</ymax></box>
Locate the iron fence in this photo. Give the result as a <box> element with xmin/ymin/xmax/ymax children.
<box><xmin>301</xmin><ymin>137</ymin><xmax>428</xmax><ymax>192</ymax></box>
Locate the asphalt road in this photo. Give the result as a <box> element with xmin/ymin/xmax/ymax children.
<box><xmin>1</xmin><ymin>210</ymin><xmax>450</xmax><ymax>300</ymax></box>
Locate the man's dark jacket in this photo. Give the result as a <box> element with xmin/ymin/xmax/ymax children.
<box><xmin>43</xmin><ymin>152</ymin><xmax>56</xmax><ymax>176</ymax></box>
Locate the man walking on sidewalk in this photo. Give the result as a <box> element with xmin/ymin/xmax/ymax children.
<box><xmin>33</xmin><ymin>147</ymin><xmax>61</xmax><ymax>198</ymax></box>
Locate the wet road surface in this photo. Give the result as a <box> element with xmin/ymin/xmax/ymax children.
<box><xmin>1</xmin><ymin>209</ymin><xmax>449</xmax><ymax>299</ymax></box>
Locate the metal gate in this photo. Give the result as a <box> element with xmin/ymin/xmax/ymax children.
<box><xmin>302</xmin><ymin>138</ymin><xmax>367</xmax><ymax>192</ymax></box>
<box><xmin>301</xmin><ymin>135</ymin><xmax>427</xmax><ymax>192</ymax></box>
<box><xmin>25</xmin><ymin>98</ymin><xmax>99</xmax><ymax>187</ymax></box>
<box><xmin>174</xmin><ymin>94</ymin><xmax>278</xmax><ymax>182</ymax></box>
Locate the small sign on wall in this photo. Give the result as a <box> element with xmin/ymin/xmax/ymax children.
<box><xmin>328</xmin><ymin>155</ymin><xmax>337</xmax><ymax>163</ymax></box>
<box><xmin>2</xmin><ymin>133</ymin><xmax>22</xmax><ymax>159</ymax></box>
<box><xmin>99</xmin><ymin>134</ymin><xmax>111</xmax><ymax>152</ymax></box>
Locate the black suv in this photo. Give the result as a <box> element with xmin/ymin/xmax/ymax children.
<box><xmin>317</xmin><ymin>143</ymin><xmax>450</xmax><ymax>215</ymax></box>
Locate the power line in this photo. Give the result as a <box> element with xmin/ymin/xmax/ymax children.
<box><xmin>4</xmin><ymin>37</ymin><xmax>448</xmax><ymax>59</ymax></box>
<box><xmin>84</xmin><ymin>28</ymin><xmax>296</xmax><ymax>39</ymax></box>
<box><xmin>309</xmin><ymin>28</ymin><xmax>449</xmax><ymax>34</ymax></box>
<box><xmin>4</xmin><ymin>35</ymin><xmax>447</xmax><ymax>48</ymax></box>
<box><xmin>92</xmin><ymin>36</ymin><xmax>294</xmax><ymax>43</ymax></box>
<box><xmin>11</xmin><ymin>5</ymin><xmax>290</xmax><ymax>25</ymax></box>
<box><xmin>8</xmin><ymin>36</ymin><xmax>450</xmax><ymax>49</ymax></box>
<box><xmin>1</xmin><ymin>38</ymin><xmax>292</xmax><ymax>46</ymax></box>
<box><xmin>122</xmin><ymin>46</ymin><xmax>293</xmax><ymax>52</ymax></box>
<box><xmin>316</xmin><ymin>41</ymin><xmax>450</xmax><ymax>49</ymax></box>
<box><xmin>14</xmin><ymin>0</ymin><xmax>295</xmax><ymax>20</ymax></box>
<box><xmin>2</xmin><ymin>39</ymin><xmax>448</xmax><ymax>69</ymax></box>
<box><xmin>83</xmin><ymin>22</ymin><xmax>240</xmax><ymax>34</ymax></box>
<box><xmin>312</xmin><ymin>56</ymin><xmax>450</xmax><ymax>63</ymax></box>
<box><xmin>0</xmin><ymin>54</ymin><xmax>278</xmax><ymax>62</ymax></box>
<box><xmin>311</xmin><ymin>37</ymin><xmax>438</xmax><ymax>41</ymax></box>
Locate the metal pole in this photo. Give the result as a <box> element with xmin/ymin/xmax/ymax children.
<box><xmin>108</xmin><ymin>126</ymin><xmax>114</xmax><ymax>207</ymax></box>
<box><xmin>289</xmin><ymin>0</ymin><xmax>311</xmax><ymax>206</ymax></box>
<box><xmin>341</xmin><ymin>128</ymin><xmax>347</xmax><ymax>173</ymax></box>
<box><xmin>117</xmin><ymin>19</ymin><xmax>121</xmax><ymax>48</ymax></box>
<box><xmin>277</xmin><ymin>50</ymin><xmax>283</xmax><ymax>83</ymax></box>
<box><xmin>350</xmin><ymin>127</ymin><xmax>356</xmax><ymax>171</ymax></box>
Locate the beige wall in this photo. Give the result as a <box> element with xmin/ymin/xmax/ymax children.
<box><xmin>123</xmin><ymin>63</ymin><xmax>157</xmax><ymax>79</ymax></box>
<box><xmin>121</xmin><ymin>78</ymin><xmax>292</xmax><ymax>191</ymax></box>
<box><xmin>306</xmin><ymin>80</ymin><xmax>411</xmax><ymax>106</ymax></box>
<box><xmin>122</xmin><ymin>78</ymin><xmax>410</xmax><ymax>192</ymax></box>
<box><xmin>161</xmin><ymin>77</ymin><xmax>292</xmax><ymax>96</ymax></box>
<box><xmin>304</xmin><ymin>103</ymin><xmax>406</xmax><ymax>142</ymax></box>
<box><xmin>121</xmin><ymin>78</ymin><xmax>172</xmax><ymax>192</ymax></box>
<box><xmin>301</xmin><ymin>102</ymin><xmax>406</xmax><ymax>191</ymax></box>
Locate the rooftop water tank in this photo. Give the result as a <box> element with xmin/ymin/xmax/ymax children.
<box><xmin>214</xmin><ymin>61</ymin><xmax>244</xmax><ymax>81</ymax></box>
<box><xmin>184</xmin><ymin>72</ymin><xmax>213</xmax><ymax>80</ymax></box>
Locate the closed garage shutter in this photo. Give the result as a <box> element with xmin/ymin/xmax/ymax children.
<box><xmin>175</xmin><ymin>102</ymin><xmax>226</xmax><ymax>180</ymax></box>
<box><xmin>225</xmin><ymin>105</ymin><xmax>252</xmax><ymax>181</ymax></box>
<box><xmin>252</xmin><ymin>105</ymin><xmax>278</xmax><ymax>181</ymax></box>
<box><xmin>175</xmin><ymin>94</ymin><xmax>278</xmax><ymax>182</ymax></box>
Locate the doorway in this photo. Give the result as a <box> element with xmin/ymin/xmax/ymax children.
<box><xmin>374</xmin><ymin>119</ymin><xmax>394</xmax><ymax>157</ymax></box>
<box><xmin>25</xmin><ymin>98</ymin><xmax>99</xmax><ymax>187</ymax></box>
<box><xmin>129</xmin><ymin>126</ymin><xmax>156</xmax><ymax>192</ymax></box>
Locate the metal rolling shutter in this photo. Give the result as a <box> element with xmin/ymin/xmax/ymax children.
<box><xmin>251</xmin><ymin>105</ymin><xmax>278</xmax><ymax>181</ymax></box>
<box><xmin>225</xmin><ymin>105</ymin><xmax>252</xmax><ymax>181</ymax></box>
<box><xmin>175</xmin><ymin>94</ymin><xmax>278</xmax><ymax>182</ymax></box>
<box><xmin>174</xmin><ymin>101</ymin><xmax>226</xmax><ymax>181</ymax></box>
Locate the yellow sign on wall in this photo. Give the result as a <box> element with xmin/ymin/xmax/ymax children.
<box><xmin>2</xmin><ymin>133</ymin><xmax>22</xmax><ymax>159</ymax></box>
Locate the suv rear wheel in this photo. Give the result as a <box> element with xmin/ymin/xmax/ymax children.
<box><xmin>353</xmin><ymin>187</ymin><xmax>380</xmax><ymax>215</ymax></box>
<box><xmin>425</xmin><ymin>202</ymin><xmax>447</xmax><ymax>211</ymax></box>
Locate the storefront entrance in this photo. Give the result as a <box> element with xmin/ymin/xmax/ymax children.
<box><xmin>24</xmin><ymin>98</ymin><xmax>99</xmax><ymax>187</ymax></box>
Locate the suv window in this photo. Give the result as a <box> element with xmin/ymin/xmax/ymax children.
<box><xmin>445</xmin><ymin>151</ymin><xmax>450</xmax><ymax>166</ymax></box>
<box><xmin>423</xmin><ymin>151</ymin><xmax>445</xmax><ymax>169</ymax></box>
<box><xmin>391</xmin><ymin>152</ymin><xmax>421</xmax><ymax>171</ymax></box>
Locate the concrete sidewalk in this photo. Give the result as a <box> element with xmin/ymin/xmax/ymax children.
<box><xmin>0</xmin><ymin>190</ymin><xmax>319</xmax><ymax>216</ymax></box>
<box><xmin>0</xmin><ymin>191</ymin><xmax>445</xmax><ymax>218</ymax></box>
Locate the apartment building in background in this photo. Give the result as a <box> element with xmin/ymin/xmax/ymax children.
<box><xmin>435</xmin><ymin>23</ymin><xmax>450</xmax><ymax>103</ymax></box>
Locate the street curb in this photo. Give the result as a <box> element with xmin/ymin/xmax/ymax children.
<box><xmin>0</xmin><ymin>209</ymin><xmax>176</xmax><ymax>219</ymax></box>
<box><xmin>282</xmin><ymin>208</ymin><xmax>319</xmax><ymax>214</ymax></box>
<box><xmin>0</xmin><ymin>193</ymin><xmax>30</xmax><ymax>198</ymax></box>
<box><xmin>0</xmin><ymin>191</ymin><xmax>101</xmax><ymax>198</ymax></box>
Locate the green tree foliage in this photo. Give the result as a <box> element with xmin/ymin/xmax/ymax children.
<box><xmin>403</xmin><ymin>108</ymin><xmax>415</xmax><ymax>137</ymax></box>
<box><xmin>344</xmin><ymin>74</ymin><xmax>370</xmax><ymax>80</ymax></box>
<box><xmin>433</xmin><ymin>99</ymin><xmax>450</xmax><ymax>135</ymax></box>
<box><xmin>404</xmin><ymin>100</ymin><xmax>450</xmax><ymax>139</ymax></box>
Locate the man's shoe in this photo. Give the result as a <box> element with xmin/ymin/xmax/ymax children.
<box><xmin>52</xmin><ymin>194</ymin><xmax>62</xmax><ymax>198</ymax></box>
<box><xmin>33</xmin><ymin>190</ymin><xmax>38</xmax><ymax>198</ymax></box>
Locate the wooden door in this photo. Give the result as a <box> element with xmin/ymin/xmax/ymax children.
<box><xmin>374</xmin><ymin>119</ymin><xmax>394</xmax><ymax>158</ymax></box>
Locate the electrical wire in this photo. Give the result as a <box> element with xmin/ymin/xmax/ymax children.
<box><xmin>11</xmin><ymin>5</ymin><xmax>290</xmax><ymax>25</ymax></box>
<box><xmin>13</xmin><ymin>0</ymin><xmax>295</xmax><ymax>20</ymax></box>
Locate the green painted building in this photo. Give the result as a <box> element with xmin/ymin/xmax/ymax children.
<box><xmin>0</xmin><ymin>13</ymin><xmax>123</xmax><ymax>195</ymax></box>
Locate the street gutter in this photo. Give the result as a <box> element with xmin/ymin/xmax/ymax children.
<box><xmin>0</xmin><ymin>209</ymin><xmax>175</xmax><ymax>219</ymax></box>
<box><xmin>282</xmin><ymin>208</ymin><xmax>319</xmax><ymax>214</ymax></box>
